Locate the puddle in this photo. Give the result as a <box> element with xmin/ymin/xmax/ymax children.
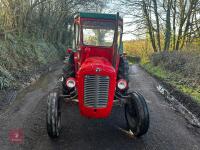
<box><xmin>157</xmin><ymin>85</ymin><xmax>200</xmax><ymax>128</ymax></box>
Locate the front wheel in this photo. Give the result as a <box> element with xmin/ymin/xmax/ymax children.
<box><xmin>46</xmin><ymin>89</ymin><xmax>61</xmax><ymax>138</ymax></box>
<box><xmin>125</xmin><ymin>92</ymin><xmax>149</xmax><ymax>137</ymax></box>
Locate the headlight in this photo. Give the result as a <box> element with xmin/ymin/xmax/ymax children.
<box><xmin>117</xmin><ymin>79</ymin><xmax>127</xmax><ymax>90</ymax></box>
<box><xmin>66</xmin><ymin>77</ymin><xmax>76</xmax><ymax>88</ymax></box>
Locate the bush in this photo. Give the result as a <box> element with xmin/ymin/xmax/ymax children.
<box><xmin>151</xmin><ymin>52</ymin><xmax>166</xmax><ymax>66</ymax></box>
<box><xmin>151</xmin><ymin>51</ymin><xmax>200</xmax><ymax>85</ymax></box>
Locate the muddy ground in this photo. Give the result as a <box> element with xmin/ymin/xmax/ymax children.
<box><xmin>0</xmin><ymin>64</ymin><xmax>200</xmax><ymax>150</ymax></box>
<box><xmin>0</xmin><ymin>62</ymin><xmax>61</xmax><ymax>114</ymax></box>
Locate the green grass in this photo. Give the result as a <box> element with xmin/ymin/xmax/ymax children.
<box><xmin>143</xmin><ymin>63</ymin><xmax>200</xmax><ymax>104</ymax></box>
<box><xmin>127</xmin><ymin>56</ymin><xmax>140</xmax><ymax>64</ymax></box>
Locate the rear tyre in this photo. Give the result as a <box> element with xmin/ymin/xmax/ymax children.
<box><xmin>125</xmin><ymin>92</ymin><xmax>149</xmax><ymax>137</ymax></box>
<box><xmin>46</xmin><ymin>89</ymin><xmax>61</xmax><ymax>138</ymax></box>
<box><xmin>62</xmin><ymin>53</ymin><xmax>75</xmax><ymax>95</ymax></box>
<box><xmin>118</xmin><ymin>55</ymin><xmax>129</xmax><ymax>82</ymax></box>
<box><xmin>117</xmin><ymin>56</ymin><xmax>129</xmax><ymax>95</ymax></box>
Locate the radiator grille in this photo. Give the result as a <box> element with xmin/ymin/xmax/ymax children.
<box><xmin>84</xmin><ymin>75</ymin><xmax>109</xmax><ymax>108</ymax></box>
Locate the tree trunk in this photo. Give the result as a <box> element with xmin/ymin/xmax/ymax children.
<box><xmin>164</xmin><ymin>0</ymin><xmax>172</xmax><ymax>51</ymax></box>
<box><xmin>142</xmin><ymin>0</ymin><xmax>157</xmax><ymax>52</ymax></box>
<box><xmin>172</xmin><ymin>0</ymin><xmax>176</xmax><ymax>50</ymax></box>
<box><xmin>152</xmin><ymin>0</ymin><xmax>161</xmax><ymax>51</ymax></box>
<box><xmin>175</xmin><ymin>0</ymin><xmax>187</xmax><ymax>50</ymax></box>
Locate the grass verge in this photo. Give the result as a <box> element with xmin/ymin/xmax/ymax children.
<box><xmin>142</xmin><ymin>63</ymin><xmax>200</xmax><ymax>104</ymax></box>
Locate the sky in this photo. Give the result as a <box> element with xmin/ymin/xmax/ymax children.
<box><xmin>123</xmin><ymin>17</ymin><xmax>137</xmax><ymax>41</ymax></box>
<box><xmin>106</xmin><ymin>1</ymin><xmax>137</xmax><ymax>41</ymax></box>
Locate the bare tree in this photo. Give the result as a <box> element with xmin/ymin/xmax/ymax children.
<box><xmin>0</xmin><ymin>0</ymin><xmax>107</xmax><ymax>45</ymax></box>
<box><xmin>116</xmin><ymin>0</ymin><xmax>199</xmax><ymax>51</ymax></box>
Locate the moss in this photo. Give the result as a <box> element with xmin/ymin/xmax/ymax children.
<box><xmin>143</xmin><ymin>63</ymin><xmax>200</xmax><ymax>104</ymax></box>
<box><xmin>0</xmin><ymin>66</ymin><xmax>14</xmax><ymax>89</ymax></box>
<box><xmin>0</xmin><ymin>35</ymin><xmax>65</xmax><ymax>90</ymax></box>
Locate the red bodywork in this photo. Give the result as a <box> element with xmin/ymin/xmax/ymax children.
<box><xmin>77</xmin><ymin>57</ymin><xmax>116</xmax><ymax>118</ymax></box>
<box><xmin>69</xmin><ymin>14</ymin><xmax>123</xmax><ymax>118</ymax></box>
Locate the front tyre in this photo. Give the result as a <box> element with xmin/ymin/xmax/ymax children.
<box><xmin>125</xmin><ymin>92</ymin><xmax>149</xmax><ymax>137</ymax></box>
<box><xmin>46</xmin><ymin>89</ymin><xmax>61</xmax><ymax>138</ymax></box>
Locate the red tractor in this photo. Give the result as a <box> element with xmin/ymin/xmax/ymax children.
<box><xmin>46</xmin><ymin>12</ymin><xmax>149</xmax><ymax>138</ymax></box>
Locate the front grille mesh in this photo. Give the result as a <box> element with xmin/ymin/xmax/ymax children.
<box><xmin>84</xmin><ymin>75</ymin><xmax>109</xmax><ymax>108</ymax></box>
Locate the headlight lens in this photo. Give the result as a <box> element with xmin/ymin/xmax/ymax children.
<box><xmin>66</xmin><ymin>77</ymin><xmax>76</xmax><ymax>88</ymax></box>
<box><xmin>117</xmin><ymin>79</ymin><xmax>127</xmax><ymax>90</ymax></box>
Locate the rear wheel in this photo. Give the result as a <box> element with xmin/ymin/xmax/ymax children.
<box><xmin>117</xmin><ymin>56</ymin><xmax>129</xmax><ymax>95</ymax></box>
<box><xmin>46</xmin><ymin>89</ymin><xmax>61</xmax><ymax>138</ymax></box>
<box><xmin>125</xmin><ymin>92</ymin><xmax>149</xmax><ymax>137</ymax></box>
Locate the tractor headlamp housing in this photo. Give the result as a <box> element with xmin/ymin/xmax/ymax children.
<box><xmin>66</xmin><ymin>77</ymin><xmax>76</xmax><ymax>88</ymax></box>
<box><xmin>117</xmin><ymin>79</ymin><xmax>127</xmax><ymax>90</ymax></box>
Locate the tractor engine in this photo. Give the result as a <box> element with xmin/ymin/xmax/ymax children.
<box><xmin>77</xmin><ymin>57</ymin><xmax>116</xmax><ymax>118</ymax></box>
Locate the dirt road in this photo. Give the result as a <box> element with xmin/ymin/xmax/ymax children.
<box><xmin>0</xmin><ymin>64</ymin><xmax>200</xmax><ymax>150</ymax></box>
